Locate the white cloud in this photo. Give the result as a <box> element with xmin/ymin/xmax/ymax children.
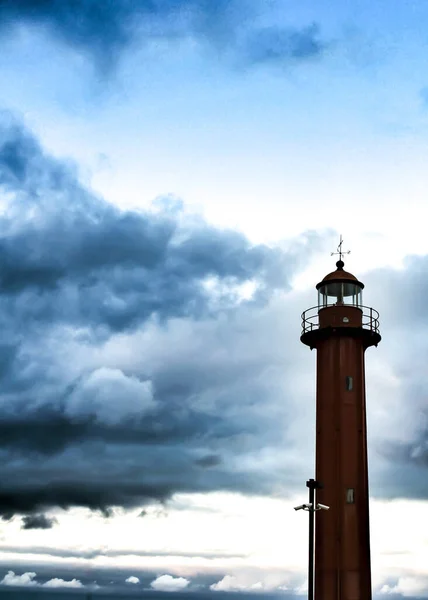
<box><xmin>126</xmin><ymin>576</ymin><xmax>140</xmax><ymax>584</ymax></box>
<box><xmin>43</xmin><ymin>578</ymin><xmax>83</xmax><ymax>589</ymax></box>
<box><xmin>251</xmin><ymin>582</ymin><xmax>263</xmax><ymax>590</ymax></box>
<box><xmin>0</xmin><ymin>570</ymin><xmax>85</xmax><ymax>590</ymax></box>
<box><xmin>211</xmin><ymin>575</ymin><xmax>246</xmax><ymax>591</ymax></box>
<box><xmin>210</xmin><ymin>576</ymin><xmax>265</xmax><ymax>592</ymax></box>
<box><xmin>209</xmin><ymin>570</ymin><xmax>305</xmax><ymax>594</ymax></box>
<box><xmin>65</xmin><ymin>367</ymin><xmax>155</xmax><ymax>425</ymax></box>
<box><xmin>379</xmin><ymin>577</ymin><xmax>428</xmax><ymax>597</ymax></box>
<box><xmin>380</xmin><ymin>585</ymin><xmax>395</xmax><ymax>594</ymax></box>
<box><xmin>1</xmin><ymin>571</ymin><xmax>37</xmax><ymax>587</ymax></box>
<box><xmin>151</xmin><ymin>574</ymin><xmax>190</xmax><ymax>592</ymax></box>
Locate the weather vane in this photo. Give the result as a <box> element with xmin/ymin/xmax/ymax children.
<box><xmin>331</xmin><ymin>235</ymin><xmax>350</xmax><ymax>262</ymax></box>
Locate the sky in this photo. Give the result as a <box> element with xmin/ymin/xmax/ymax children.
<box><xmin>0</xmin><ymin>0</ymin><xmax>428</xmax><ymax>597</ymax></box>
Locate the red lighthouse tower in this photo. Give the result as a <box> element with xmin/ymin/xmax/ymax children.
<box><xmin>301</xmin><ymin>245</ymin><xmax>380</xmax><ymax>600</ymax></box>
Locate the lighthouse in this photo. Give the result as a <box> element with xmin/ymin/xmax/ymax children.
<box><xmin>300</xmin><ymin>241</ymin><xmax>381</xmax><ymax>600</ymax></box>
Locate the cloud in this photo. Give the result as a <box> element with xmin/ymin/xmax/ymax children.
<box><xmin>0</xmin><ymin>111</ymin><xmax>329</xmax><ymax>519</ymax></box>
<box><xmin>0</xmin><ymin>112</ymin><xmax>290</xmax><ymax>318</ymax></box>
<box><xmin>64</xmin><ymin>368</ymin><xmax>155</xmax><ymax>425</ymax></box>
<box><xmin>209</xmin><ymin>571</ymin><xmax>301</xmax><ymax>593</ymax></box>
<box><xmin>151</xmin><ymin>574</ymin><xmax>190</xmax><ymax>592</ymax></box>
<box><xmin>21</xmin><ymin>514</ymin><xmax>58</xmax><ymax>530</ymax></box>
<box><xmin>1</xmin><ymin>570</ymin><xmax>37</xmax><ymax>586</ymax></box>
<box><xmin>0</xmin><ymin>0</ymin><xmax>145</xmax><ymax>73</ymax></box>
<box><xmin>0</xmin><ymin>569</ymin><xmax>86</xmax><ymax>589</ymax></box>
<box><xmin>211</xmin><ymin>575</ymin><xmax>267</xmax><ymax>592</ymax></box>
<box><xmin>379</xmin><ymin>576</ymin><xmax>428</xmax><ymax>597</ymax></box>
<box><xmin>0</xmin><ymin>543</ymin><xmax>247</xmax><ymax>561</ymax></box>
<box><xmin>126</xmin><ymin>576</ymin><xmax>140</xmax><ymax>584</ymax></box>
<box><xmin>138</xmin><ymin>506</ymin><xmax>167</xmax><ymax>518</ymax></box>
<box><xmin>0</xmin><ymin>1</ymin><xmax>327</xmax><ymax>74</ymax></box>
<box><xmin>360</xmin><ymin>259</ymin><xmax>428</xmax><ymax>500</ymax></box>
<box><xmin>240</xmin><ymin>24</ymin><xmax>326</xmax><ymax>67</ymax></box>
<box><xmin>43</xmin><ymin>577</ymin><xmax>84</xmax><ymax>589</ymax></box>
<box><xmin>211</xmin><ymin>575</ymin><xmax>248</xmax><ymax>592</ymax></box>
<box><xmin>194</xmin><ymin>454</ymin><xmax>222</xmax><ymax>468</ymax></box>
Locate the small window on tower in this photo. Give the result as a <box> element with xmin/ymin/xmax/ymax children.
<box><xmin>346</xmin><ymin>376</ymin><xmax>353</xmax><ymax>391</ymax></box>
<box><xmin>346</xmin><ymin>488</ymin><xmax>355</xmax><ymax>503</ymax></box>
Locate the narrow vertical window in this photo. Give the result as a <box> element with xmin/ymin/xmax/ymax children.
<box><xmin>346</xmin><ymin>376</ymin><xmax>353</xmax><ymax>391</ymax></box>
<box><xmin>346</xmin><ymin>488</ymin><xmax>355</xmax><ymax>503</ymax></box>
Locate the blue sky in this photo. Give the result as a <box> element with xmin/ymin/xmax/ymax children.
<box><xmin>0</xmin><ymin>0</ymin><xmax>428</xmax><ymax>597</ymax></box>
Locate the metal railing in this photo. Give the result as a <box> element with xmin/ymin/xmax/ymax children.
<box><xmin>301</xmin><ymin>304</ymin><xmax>380</xmax><ymax>336</ymax></box>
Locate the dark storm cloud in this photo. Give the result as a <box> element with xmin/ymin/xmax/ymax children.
<box><xmin>21</xmin><ymin>514</ymin><xmax>57</xmax><ymax>530</ymax></box>
<box><xmin>0</xmin><ymin>111</ymin><xmax>288</xmax><ymax>328</ymax></box>
<box><xmin>194</xmin><ymin>454</ymin><xmax>222</xmax><ymax>468</ymax></box>
<box><xmin>0</xmin><ymin>112</ymin><xmax>328</xmax><ymax>518</ymax></box>
<box><xmin>0</xmin><ymin>0</ymin><xmax>327</xmax><ymax>72</ymax></box>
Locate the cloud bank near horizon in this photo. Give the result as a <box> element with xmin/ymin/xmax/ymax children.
<box><xmin>1</xmin><ymin>566</ymin><xmax>427</xmax><ymax>599</ymax></box>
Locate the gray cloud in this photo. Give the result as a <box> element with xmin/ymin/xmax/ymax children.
<box><xmin>0</xmin><ymin>1</ymin><xmax>327</xmax><ymax>73</ymax></box>
<box><xmin>0</xmin><ymin>112</ymin><xmax>328</xmax><ymax>518</ymax></box>
<box><xmin>194</xmin><ymin>454</ymin><xmax>222</xmax><ymax>468</ymax></box>
<box><xmin>0</xmin><ymin>544</ymin><xmax>247</xmax><ymax>561</ymax></box>
<box><xmin>357</xmin><ymin>258</ymin><xmax>428</xmax><ymax>500</ymax></box>
<box><xmin>21</xmin><ymin>514</ymin><xmax>58</xmax><ymax>530</ymax></box>
<box><xmin>0</xmin><ymin>111</ymin><xmax>290</xmax><ymax>327</ymax></box>
<box><xmin>240</xmin><ymin>24</ymin><xmax>326</xmax><ymax>66</ymax></box>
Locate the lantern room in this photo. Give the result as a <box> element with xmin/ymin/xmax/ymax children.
<box><xmin>300</xmin><ymin>258</ymin><xmax>381</xmax><ymax>350</ymax></box>
<box><xmin>316</xmin><ymin>260</ymin><xmax>364</xmax><ymax>308</ymax></box>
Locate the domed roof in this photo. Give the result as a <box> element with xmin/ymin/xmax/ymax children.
<box><xmin>316</xmin><ymin>260</ymin><xmax>363</xmax><ymax>289</ymax></box>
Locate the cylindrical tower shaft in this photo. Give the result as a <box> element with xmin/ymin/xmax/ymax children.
<box><xmin>314</xmin><ymin>334</ymin><xmax>371</xmax><ymax>600</ymax></box>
